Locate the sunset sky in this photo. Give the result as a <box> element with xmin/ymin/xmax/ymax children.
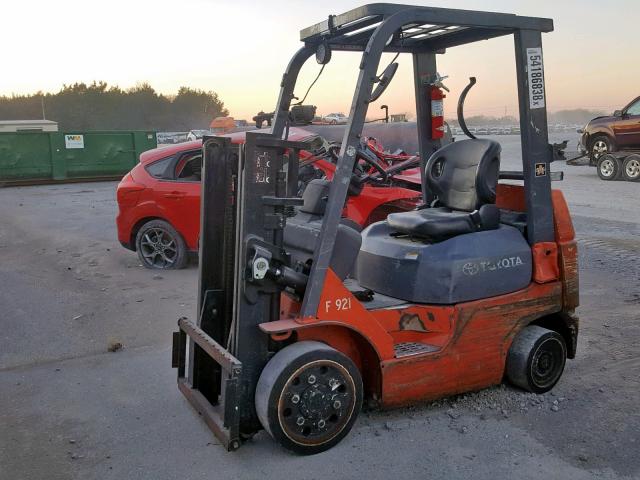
<box><xmin>2</xmin><ymin>0</ymin><xmax>638</xmax><ymax>120</ymax></box>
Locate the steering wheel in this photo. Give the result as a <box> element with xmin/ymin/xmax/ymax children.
<box><xmin>322</xmin><ymin>142</ymin><xmax>389</xmax><ymax>189</ymax></box>
<box><xmin>355</xmin><ymin>145</ymin><xmax>388</xmax><ymax>182</ymax></box>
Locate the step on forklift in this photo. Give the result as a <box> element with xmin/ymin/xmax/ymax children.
<box><xmin>172</xmin><ymin>3</ymin><xmax>580</xmax><ymax>454</ymax></box>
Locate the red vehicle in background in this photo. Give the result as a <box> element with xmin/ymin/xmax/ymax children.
<box><xmin>116</xmin><ymin>128</ymin><xmax>422</xmax><ymax>269</ymax></box>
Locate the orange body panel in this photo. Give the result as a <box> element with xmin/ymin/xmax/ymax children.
<box><xmin>379</xmin><ymin>282</ymin><xmax>562</xmax><ymax>406</ymax></box>
<box><xmin>265</xmin><ymin>271</ymin><xmax>563</xmax><ymax>407</ymax></box>
<box><xmin>496</xmin><ymin>184</ymin><xmax>579</xmax><ymax>309</ymax></box>
<box><xmin>532</xmin><ymin>242</ymin><xmax>559</xmax><ymax>283</ymax></box>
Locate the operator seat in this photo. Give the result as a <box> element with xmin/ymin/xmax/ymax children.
<box><xmin>356</xmin><ymin>138</ymin><xmax>533</xmax><ymax>304</ymax></box>
<box><xmin>284</xmin><ymin>179</ymin><xmax>362</xmax><ymax>280</ymax></box>
<box><xmin>386</xmin><ymin>139</ymin><xmax>501</xmax><ymax>241</ymax></box>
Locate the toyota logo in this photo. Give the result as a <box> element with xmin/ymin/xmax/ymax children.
<box><xmin>462</xmin><ymin>262</ymin><xmax>479</xmax><ymax>276</ymax></box>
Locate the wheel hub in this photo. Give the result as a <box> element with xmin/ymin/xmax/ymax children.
<box><xmin>593</xmin><ymin>140</ymin><xmax>608</xmax><ymax>159</ymax></box>
<box><xmin>278</xmin><ymin>360</ymin><xmax>355</xmax><ymax>446</ymax></box>
<box><xmin>298</xmin><ymin>383</ymin><xmax>343</xmax><ymax>421</ymax></box>
<box><xmin>531</xmin><ymin>338</ymin><xmax>564</xmax><ymax>389</ymax></box>
<box><xmin>600</xmin><ymin>159</ymin><xmax>614</xmax><ymax>177</ymax></box>
<box><xmin>536</xmin><ymin>351</ymin><xmax>552</xmax><ymax>373</ymax></box>
<box><xmin>140</xmin><ymin>228</ymin><xmax>177</xmax><ymax>268</ymax></box>
<box><xmin>626</xmin><ymin>159</ymin><xmax>640</xmax><ymax>178</ymax></box>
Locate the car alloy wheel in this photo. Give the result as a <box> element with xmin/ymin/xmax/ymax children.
<box><xmin>135</xmin><ymin>219</ymin><xmax>188</xmax><ymax>269</ymax></box>
<box><xmin>139</xmin><ymin>227</ymin><xmax>178</xmax><ymax>268</ymax></box>
<box><xmin>592</xmin><ymin>139</ymin><xmax>608</xmax><ymax>159</ymax></box>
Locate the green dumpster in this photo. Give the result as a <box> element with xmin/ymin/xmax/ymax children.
<box><xmin>0</xmin><ymin>130</ymin><xmax>157</xmax><ymax>185</ymax></box>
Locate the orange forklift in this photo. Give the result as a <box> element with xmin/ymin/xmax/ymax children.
<box><xmin>172</xmin><ymin>3</ymin><xmax>579</xmax><ymax>454</ymax></box>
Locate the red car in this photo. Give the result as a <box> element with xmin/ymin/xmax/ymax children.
<box><xmin>116</xmin><ymin>128</ymin><xmax>421</xmax><ymax>269</ymax></box>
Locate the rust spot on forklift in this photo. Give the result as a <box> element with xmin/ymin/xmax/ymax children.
<box><xmin>399</xmin><ymin>313</ymin><xmax>428</xmax><ymax>332</ymax></box>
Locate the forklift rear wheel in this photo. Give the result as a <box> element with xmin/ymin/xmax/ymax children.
<box><xmin>506</xmin><ymin>325</ymin><xmax>566</xmax><ymax>394</ymax></box>
<box><xmin>596</xmin><ymin>154</ymin><xmax>621</xmax><ymax>181</ymax></box>
<box><xmin>255</xmin><ymin>341</ymin><xmax>363</xmax><ymax>455</ymax></box>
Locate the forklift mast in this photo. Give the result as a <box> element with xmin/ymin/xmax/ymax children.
<box><xmin>173</xmin><ymin>3</ymin><xmax>557</xmax><ymax>450</ymax></box>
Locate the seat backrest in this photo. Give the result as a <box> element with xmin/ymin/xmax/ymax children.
<box><xmin>300</xmin><ymin>178</ymin><xmax>330</xmax><ymax>215</ymax></box>
<box><xmin>425</xmin><ymin>139</ymin><xmax>501</xmax><ymax>211</ymax></box>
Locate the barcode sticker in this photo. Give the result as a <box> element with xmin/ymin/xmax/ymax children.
<box><xmin>526</xmin><ymin>47</ymin><xmax>545</xmax><ymax>109</ymax></box>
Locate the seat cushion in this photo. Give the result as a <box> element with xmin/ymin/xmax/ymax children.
<box><xmin>387</xmin><ymin>204</ymin><xmax>500</xmax><ymax>242</ymax></box>
<box><xmin>387</xmin><ymin>207</ymin><xmax>475</xmax><ymax>240</ymax></box>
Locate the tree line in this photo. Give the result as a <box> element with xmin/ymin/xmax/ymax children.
<box><xmin>0</xmin><ymin>81</ymin><xmax>229</xmax><ymax>131</ymax></box>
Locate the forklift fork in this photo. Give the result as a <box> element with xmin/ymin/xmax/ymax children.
<box><xmin>172</xmin><ymin>316</ymin><xmax>243</xmax><ymax>451</ymax></box>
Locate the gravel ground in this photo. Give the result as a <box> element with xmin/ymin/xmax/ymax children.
<box><xmin>1</xmin><ymin>133</ymin><xmax>639</xmax><ymax>479</ymax></box>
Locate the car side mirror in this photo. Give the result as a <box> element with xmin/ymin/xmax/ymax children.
<box><xmin>613</xmin><ymin>109</ymin><xmax>623</xmax><ymax>117</ymax></box>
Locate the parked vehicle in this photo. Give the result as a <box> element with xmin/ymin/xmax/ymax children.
<box><xmin>116</xmin><ymin>141</ymin><xmax>203</xmax><ymax>269</ymax></box>
<box><xmin>116</xmin><ymin>128</ymin><xmax>422</xmax><ymax>269</ymax></box>
<box><xmin>323</xmin><ymin>112</ymin><xmax>348</xmax><ymax>124</ymax></box>
<box><xmin>172</xmin><ymin>3</ymin><xmax>579</xmax><ymax>455</ymax></box>
<box><xmin>186</xmin><ymin>129</ymin><xmax>211</xmax><ymax>141</ymax></box>
<box><xmin>578</xmin><ymin>96</ymin><xmax>640</xmax><ymax>164</ymax></box>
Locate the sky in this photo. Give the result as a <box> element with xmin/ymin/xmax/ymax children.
<box><xmin>2</xmin><ymin>0</ymin><xmax>638</xmax><ymax>120</ymax></box>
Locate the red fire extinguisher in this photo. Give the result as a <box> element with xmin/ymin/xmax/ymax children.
<box><xmin>429</xmin><ymin>73</ymin><xmax>449</xmax><ymax>139</ymax></box>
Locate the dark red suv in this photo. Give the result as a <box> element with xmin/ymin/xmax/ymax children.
<box><xmin>579</xmin><ymin>96</ymin><xmax>640</xmax><ymax>164</ymax></box>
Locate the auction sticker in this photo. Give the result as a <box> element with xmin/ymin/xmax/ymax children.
<box><xmin>526</xmin><ymin>47</ymin><xmax>545</xmax><ymax>109</ymax></box>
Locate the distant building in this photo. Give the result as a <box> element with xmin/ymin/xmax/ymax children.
<box><xmin>390</xmin><ymin>114</ymin><xmax>407</xmax><ymax>123</ymax></box>
<box><xmin>0</xmin><ymin>120</ymin><xmax>59</xmax><ymax>132</ymax></box>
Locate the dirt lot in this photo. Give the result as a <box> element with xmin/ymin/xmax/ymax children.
<box><xmin>1</xmin><ymin>133</ymin><xmax>639</xmax><ymax>480</ymax></box>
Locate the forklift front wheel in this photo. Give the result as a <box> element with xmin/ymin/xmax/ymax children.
<box><xmin>255</xmin><ymin>341</ymin><xmax>363</xmax><ymax>455</ymax></box>
<box><xmin>506</xmin><ymin>325</ymin><xmax>567</xmax><ymax>394</ymax></box>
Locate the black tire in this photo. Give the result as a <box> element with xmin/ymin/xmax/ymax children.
<box><xmin>589</xmin><ymin>134</ymin><xmax>612</xmax><ymax>164</ymax></box>
<box><xmin>596</xmin><ymin>154</ymin><xmax>622</xmax><ymax>181</ymax></box>
<box><xmin>506</xmin><ymin>325</ymin><xmax>567</xmax><ymax>394</ymax></box>
<box><xmin>135</xmin><ymin>219</ymin><xmax>187</xmax><ymax>269</ymax></box>
<box><xmin>622</xmin><ymin>154</ymin><xmax>640</xmax><ymax>182</ymax></box>
<box><xmin>330</xmin><ymin>119</ymin><xmax>338</xmax><ymax>125</ymax></box>
<box><xmin>255</xmin><ymin>341</ymin><xmax>363</xmax><ymax>455</ymax></box>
